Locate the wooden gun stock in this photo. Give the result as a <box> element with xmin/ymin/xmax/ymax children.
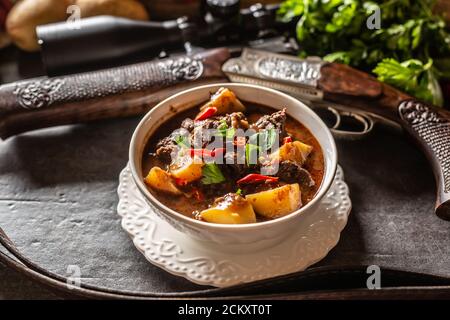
<box><xmin>319</xmin><ymin>63</ymin><xmax>450</xmax><ymax>220</ymax></box>
<box><xmin>0</xmin><ymin>48</ymin><xmax>230</xmax><ymax>138</ymax></box>
<box><xmin>0</xmin><ymin>50</ymin><xmax>449</xmax><ymax>220</ymax></box>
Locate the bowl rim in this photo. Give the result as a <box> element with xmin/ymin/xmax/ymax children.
<box><xmin>129</xmin><ymin>83</ymin><xmax>338</xmax><ymax>230</ymax></box>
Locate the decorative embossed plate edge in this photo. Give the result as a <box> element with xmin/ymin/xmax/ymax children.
<box><xmin>117</xmin><ymin>165</ymin><xmax>351</xmax><ymax>287</ymax></box>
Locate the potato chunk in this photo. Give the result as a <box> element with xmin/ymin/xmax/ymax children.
<box><xmin>246</xmin><ymin>184</ymin><xmax>301</xmax><ymax>218</ymax></box>
<box><xmin>294</xmin><ymin>141</ymin><xmax>313</xmax><ymax>160</ymax></box>
<box><xmin>170</xmin><ymin>156</ymin><xmax>203</xmax><ymax>182</ymax></box>
<box><xmin>144</xmin><ymin>167</ymin><xmax>182</xmax><ymax>195</ymax></box>
<box><xmin>271</xmin><ymin>141</ymin><xmax>313</xmax><ymax>165</ymax></box>
<box><xmin>200</xmin><ymin>193</ymin><xmax>256</xmax><ymax>224</ymax></box>
<box><xmin>199</xmin><ymin>87</ymin><xmax>246</xmax><ymax>116</ymax></box>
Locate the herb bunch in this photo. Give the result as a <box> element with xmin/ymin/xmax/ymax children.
<box><xmin>277</xmin><ymin>0</ymin><xmax>450</xmax><ymax>106</ymax></box>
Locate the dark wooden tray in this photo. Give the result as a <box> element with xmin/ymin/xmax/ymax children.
<box><xmin>1</xmin><ymin>49</ymin><xmax>449</xmax><ymax>299</ymax></box>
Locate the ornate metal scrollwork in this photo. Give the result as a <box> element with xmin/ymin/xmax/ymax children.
<box><xmin>222</xmin><ymin>48</ymin><xmax>324</xmax><ymax>101</ymax></box>
<box><xmin>12</xmin><ymin>56</ymin><xmax>204</xmax><ymax>110</ymax></box>
<box><xmin>399</xmin><ymin>100</ymin><xmax>450</xmax><ymax>193</ymax></box>
<box><xmin>163</xmin><ymin>57</ymin><xmax>203</xmax><ymax>81</ymax></box>
<box><xmin>399</xmin><ymin>100</ymin><xmax>448</xmax><ymax>125</ymax></box>
<box><xmin>13</xmin><ymin>79</ymin><xmax>65</xmax><ymax>109</ymax></box>
<box><xmin>257</xmin><ymin>56</ymin><xmax>321</xmax><ymax>86</ymax></box>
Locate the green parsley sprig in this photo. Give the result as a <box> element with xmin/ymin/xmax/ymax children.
<box><xmin>201</xmin><ymin>163</ymin><xmax>226</xmax><ymax>185</ymax></box>
<box><xmin>277</xmin><ymin>0</ymin><xmax>450</xmax><ymax>106</ymax></box>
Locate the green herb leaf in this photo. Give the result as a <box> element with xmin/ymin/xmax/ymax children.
<box><xmin>225</xmin><ymin>128</ymin><xmax>236</xmax><ymax>139</ymax></box>
<box><xmin>245</xmin><ymin>144</ymin><xmax>261</xmax><ymax>166</ymax></box>
<box><xmin>277</xmin><ymin>0</ymin><xmax>305</xmax><ymax>23</ymax></box>
<box><xmin>216</xmin><ymin>120</ymin><xmax>236</xmax><ymax>139</ymax></box>
<box><xmin>174</xmin><ymin>135</ymin><xmax>190</xmax><ymax>148</ymax></box>
<box><xmin>217</xmin><ymin>119</ymin><xmax>228</xmax><ymax>134</ymax></box>
<box><xmin>248</xmin><ymin>128</ymin><xmax>277</xmax><ymax>151</ymax></box>
<box><xmin>259</xmin><ymin>128</ymin><xmax>278</xmax><ymax>151</ymax></box>
<box><xmin>201</xmin><ymin>163</ymin><xmax>226</xmax><ymax>185</ymax></box>
<box><xmin>373</xmin><ymin>57</ymin><xmax>442</xmax><ymax>106</ymax></box>
<box><xmin>236</xmin><ymin>188</ymin><xmax>243</xmax><ymax>196</ymax></box>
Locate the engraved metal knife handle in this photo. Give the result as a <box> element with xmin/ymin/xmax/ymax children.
<box><xmin>398</xmin><ymin>100</ymin><xmax>450</xmax><ymax>220</ymax></box>
<box><xmin>0</xmin><ymin>48</ymin><xmax>230</xmax><ymax>139</ymax></box>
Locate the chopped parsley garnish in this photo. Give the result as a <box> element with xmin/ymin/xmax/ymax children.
<box><xmin>245</xmin><ymin>143</ymin><xmax>261</xmax><ymax>166</ymax></box>
<box><xmin>217</xmin><ymin>119</ymin><xmax>236</xmax><ymax>139</ymax></box>
<box><xmin>174</xmin><ymin>135</ymin><xmax>190</xmax><ymax>148</ymax></box>
<box><xmin>248</xmin><ymin>128</ymin><xmax>277</xmax><ymax>152</ymax></box>
<box><xmin>201</xmin><ymin>163</ymin><xmax>226</xmax><ymax>185</ymax></box>
<box><xmin>257</xmin><ymin>128</ymin><xmax>277</xmax><ymax>151</ymax></box>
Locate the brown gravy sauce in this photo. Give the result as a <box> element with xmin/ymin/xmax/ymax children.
<box><xmin>142</xmin><ymin>103</ymin><xmax>325</xmax><ymax>220</ymax></box>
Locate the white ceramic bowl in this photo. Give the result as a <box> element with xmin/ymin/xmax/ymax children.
<box><xmin>129</xmin><ymin>83</ymin><xmax>337</xmax><ymax>245</ymax></box>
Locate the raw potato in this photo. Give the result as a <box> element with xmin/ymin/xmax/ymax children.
<box><xmin>271</xmin><ymin>141</ymin><xmax>313</xmax><ymax>165</ymax></box>
<box><xmin>246</xmin><ymin>183</ymin><xmax>302</xmax><ymax>218</ymax></box>
<box><xmin>144</xmin><ymin>167</ymin><xmax>181</xmax><ymax>195</ymax></box>
<box><xmin>6</xmin><ymin>0</ymin><xmax>149</xmax><ymax>52</ymax></box>
<box><xmin>200</xmin><ymin>196</ymin><xmax>256</xmax><ymax>224</ymax></box>
<box><xmin>75</xmin><ymin>0</ymin><xmax>149</xmax><ymax>21</ymax></box>
<box><xmin>199</xmin><ymin>87</ymin><xmax>246</xmax><ymax>116</ymax></box>
<box><xmin>170</xmin><ymin>156</ymin><xmax>203</xmax><ymax>183</ymax></box>
<box><xmin>6</xmin><ymin>0</ymin><xmax>73</xmax><ymax>51</ymax></box>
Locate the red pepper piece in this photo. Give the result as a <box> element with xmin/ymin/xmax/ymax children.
<box><xmin>237</xmin><ymin>174</ymin><xmax>279</xmax><ymax>184</ymax></box>
<box><xmin>195</xmin><ymin>107</ymin><xmax>217</xmax><ymax>121</ymax></box>
<box><xmin>175</xmin><ymin>178</ymin><xmax>188</xmax><ymax>186</ymax></box>
<box><xmin>210</xmin><ymin>148</ymin><xmax>225</xmax><ymax>157</ymax></box>
<box><xmin>188</xmin><ymin>148</ymin><xmax>225</xmax><ymax>158</ymax></box>
<box><xmin>188</xmin><ymin>149</ymin><xmax>208</xmax><ymax>157</ymax></box>
<box><xmin>283</xmin><ymin>136</ymin><xmax>293</xmax><ymax>144</ymax></box>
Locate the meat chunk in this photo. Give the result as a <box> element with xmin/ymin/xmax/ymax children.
<box><xmin>221</xmin><ymin>112</ymin><xmax>249</xmax><ymax>129</ymax></box>
<box><xmin>222</xmin><ymin>152</ymin><xmax>249</xmax><ymax>178</ymax></box>
<box><xmin>253</xmin><ymin>109</ymin><xmax>287</xmax><ymax>141</ymax></box>
<box><xmin>277</xmin><ymin>161</ymin><xmax>315</xmax><ymax>187</ymax></box>
<box><xmin>155</xmin><ymin>128</ymin><xmax>190</xmax><ymax>163</ymax></box>
<box><xmin>189</xmin><ymin>112</ymin><xmax>249</xmax><ymax>149</ymax></box>
<box><xmin>195</xmin><ymin>112</ymin><xmax>248</xmax><ymax>131</ymax></box>
<box><xmin>181</xmin><ymin>118</ymin><xmax>195</xmax><ymax>132</ymax></box>
<box><xmin>155</xmin><ymin>137</ymin><xmax>177</xmax><ymax>163</ymax></box>
<box><xmin>199</xmin><ymin>112</ymin><xmax>249</xmax><ymax>131</ymax></box>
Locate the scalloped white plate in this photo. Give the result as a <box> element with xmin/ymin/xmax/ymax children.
<box><xmin>117</xmin><ymin>165</ymin><xmax>351</xmax><ymax>287</ymax></box>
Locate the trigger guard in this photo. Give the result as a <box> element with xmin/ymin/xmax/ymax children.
<box><xmin>330</xmin><ymin>110</ymin><xmax>374</xmax><ymax>140</ymax></box>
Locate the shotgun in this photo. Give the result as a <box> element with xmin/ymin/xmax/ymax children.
<box><xmin>0</xmin><ymin>47</ymin><xmax>449</xmax><ymax>220</ymax></box>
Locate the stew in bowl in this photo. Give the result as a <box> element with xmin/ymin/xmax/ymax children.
<box><xmin>141</xmin><ymin>87</ymin><xmax>325</xmax><ymax>225</ymax></box>
<box><xmin>129</xmin><ymin>83</ymin><xmax>337</xmax><ymax>244</ymax></box>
